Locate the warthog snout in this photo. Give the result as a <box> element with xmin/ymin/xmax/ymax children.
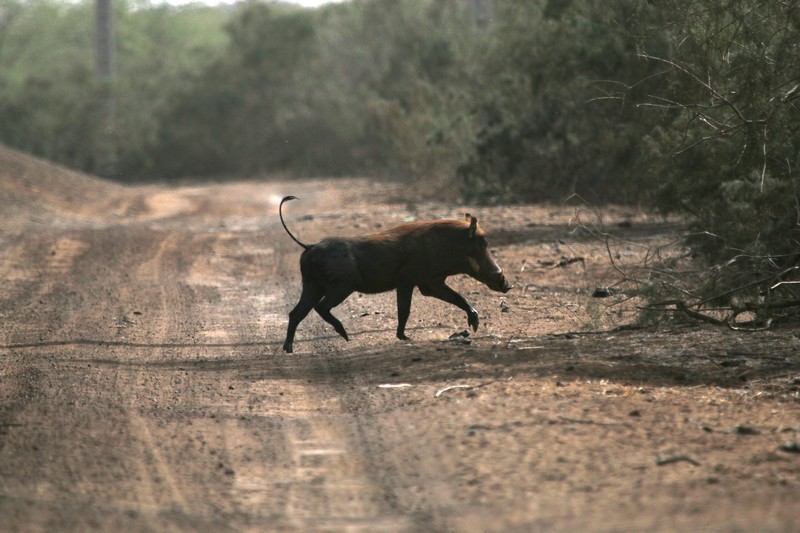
<box><xmin>481</xmin><ymin>266</ymin><xmax>511</xmax><ymax>293</ymax></box>
<box><xmin>490</xmin><ymin>270</ymin><xmax>513</xmax><ymax>293</ymax></box>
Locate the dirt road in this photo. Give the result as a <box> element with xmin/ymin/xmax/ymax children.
<box><xmin>1</xmin><ymin>148</ymin><xmax>799</xmax><ymax>531</ymax></box>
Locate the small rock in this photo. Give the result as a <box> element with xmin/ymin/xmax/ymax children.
<box><xmin>779</xmin><ymin>441</ymin><xmax>800</xmax><ymax>454</ymax></box>
<box><xmin>449</xmin><ymin>331</ymin><xmax>471</xmax><ymax>344</ymax></box>
<box><xmin>592</xmin><ymin>287</ymin><xmax>618</xmax><ymax>298</ymax></box>
<box><xmin>734</xmin><ymin>425</ymin><xmax>760</xmax><ymax>435</ymax></box>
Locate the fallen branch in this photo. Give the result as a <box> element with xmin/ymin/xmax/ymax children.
<box><xmin>435</xmin><ymin>381</ymin><xmax>496</xmax><ymax>398</ymax></box>
<box><xmin>643</xmin><ymin>297</ymin><xmax>799</xmax><ymax>331</ymax></box>
<box><xmin>557</xmin><ymin>416</ymin><xmax>626</xmax><ymax>427</ymax></box>
<box><xmin>644</xmin><ymin>299</ymin><xmax>727</xmax><ymax>327</ymax></box>
<box><xmin>555</xmin><ymin>257</ymin><xmax>585</xmax><ymax>268</ymax></box>
<box><xmin>696</xmin><ymin>265</ymin><xmax>799</xmax><ymax>308</ymax></box>
<box><xmin>435</xmin><ymin>384</ymin><xmax>474</xmax><ymax>397</ymax></box>
<box><xmin>656</xmin><ymin>454</ymin><xmax>701</xmax><ymax>467</ymax></box>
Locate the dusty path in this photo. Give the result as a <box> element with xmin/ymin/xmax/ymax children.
<box><xmin>1</xmin><ymin>149</ymin><xmax>799</xmax><ymax>531</ymax></box>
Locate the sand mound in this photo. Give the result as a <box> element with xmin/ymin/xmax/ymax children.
<box><xmin>0</xmin><ymin>145</ymin><xmax>125</xmax><ymax>224</ymax></box>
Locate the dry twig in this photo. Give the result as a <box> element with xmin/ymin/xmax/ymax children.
<box><xmin>656</xmin><ymin>454</ymin><xmax>701</xmax><ymax>467</ymax></box>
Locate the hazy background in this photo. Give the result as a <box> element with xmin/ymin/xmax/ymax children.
<box><xmin>0</xmin><ymin>0</ymin><xmax>798</xmax><ymax>269</ymax></box>
<box><xmin>164</xmin><ymin>0</ymin><xmax>344</xmax><ymax>8</ymax></box>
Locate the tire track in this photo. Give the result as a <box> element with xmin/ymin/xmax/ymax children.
<box><xmin>282</xmin><ymin>402</ymin><xmax>411</xmax><ymax>531</ymax></box>
<box><xmin>126</xmin><ymin>408</ymin><xmax>189</xmax><ymax>514</ymax></box>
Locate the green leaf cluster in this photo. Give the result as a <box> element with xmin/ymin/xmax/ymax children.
<box><xmin>633</xmin><ymin>0</ymin><xmax>800</xmax><ymax>265</ymax></box>
<box><xmin>0</xmin><ymin>0</ymin><xmax>229</xmax><ymax>177</ymax></box>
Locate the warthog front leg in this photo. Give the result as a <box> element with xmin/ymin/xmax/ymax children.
<box><xmin>419</xmin><ymin>280</ymin><xmax>480</xmax><ymax>332</ymax></box>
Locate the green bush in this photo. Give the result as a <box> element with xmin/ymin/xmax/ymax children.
<box><xmin>452</xmin><ymin>1</ymin><xmax>671</xmax><ymax>203</ymax></box>
<box><xmin>0</xmin><ymin>0</ymin><xmax>228</xmax><ymax>179</ymax></box>
<box><xmin>635</xmin><ymin>0</ymin><xmax>800</xmax><ymax>263</ymax></box>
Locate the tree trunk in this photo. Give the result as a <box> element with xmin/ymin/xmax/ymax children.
<box><xmin>95</xmin><ymin>0</ymin><xmax>116</xmax><ymax>177</ymax></box>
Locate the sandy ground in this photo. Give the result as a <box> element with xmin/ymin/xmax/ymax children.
<box><xmin>1</xmin><ymin>146</ymin><xmax>799</xmax><ymax>532</ymax></box>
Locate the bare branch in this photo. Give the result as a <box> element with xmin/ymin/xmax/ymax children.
<box><xmin>638</xmin><ymin>52</ymin><xmax>767</xmax><ymax>126</ymax></box>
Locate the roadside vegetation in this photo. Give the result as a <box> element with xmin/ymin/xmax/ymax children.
<box><xmin>1</xmin><ymin>0</ymin><xmax>798</xmax><ymax>325</ymax></box>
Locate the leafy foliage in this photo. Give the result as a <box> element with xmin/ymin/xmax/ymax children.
<box><xmin>152</xmin><ymin>3</ymin><xmax>321</xmax><ymax>177</ymax></box>
<box><xmin>543</xmin><ymin>0</ymin><xmax>800</xmax><ymax>327</ymax></box>
<box><xmin>0</xmin><ymin>0</ymin><xmax>96</xmax><ymax>169</ymax></box>
<box><xmin>456</xmin><ymin>1</ymin><xmax>670</xmax><ymax>202</ymax></box>
<box><xmin>633</xmin><ymin>1</ymin><xmax>800</xmax><ymax>260</ymax></box>
<box><xmin>0</xmin><ymin>0</ymin><xmax>229</xmax><ymax>178</ymax></box>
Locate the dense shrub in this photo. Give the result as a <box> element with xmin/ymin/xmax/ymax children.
<box><xmin>633</xmin><ymin>0</ymin><xmax>800</xmax><ymax>263</ymax></box>
<box><xmin>456</xmin><ymin>1</ymin><xmax>669</xmax><ymax>203</ymax></box>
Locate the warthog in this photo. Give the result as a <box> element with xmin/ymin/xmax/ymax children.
<box><xmin>280</xmin><ymin>196</ymin><xmax>512</xmax><ymax>353</ymax></box>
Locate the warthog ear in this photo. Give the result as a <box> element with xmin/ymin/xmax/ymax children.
<box><xmin>468</xmin><ymin>215</ymin><xmax>478</xmax><ymax>238</ymax></box>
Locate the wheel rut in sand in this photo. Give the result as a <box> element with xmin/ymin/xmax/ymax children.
<box><xmin>227</xmin><ymin>359</ymin><xmax>412</xmax><ymax>532</ymax></box>
<box><xmin>126</xmin><ymin>409</ymin><xmax>189</xmax><ymax>514</ymax></box>
<box><xmin>282</xmin><ymin>414</ymin><xmax>407</xmax><ymax>531</ymax></box>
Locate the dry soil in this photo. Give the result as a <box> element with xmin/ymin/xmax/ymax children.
<box><xmin>1</xmin><ymin>146</ymin><xmax>799</xmax><ymax>532</ymax></box>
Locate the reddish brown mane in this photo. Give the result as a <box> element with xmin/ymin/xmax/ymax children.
<box><xmin>365</xmin><ymin>219</ymin><xmax>482</xmax><ymax>242</ymax></box>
